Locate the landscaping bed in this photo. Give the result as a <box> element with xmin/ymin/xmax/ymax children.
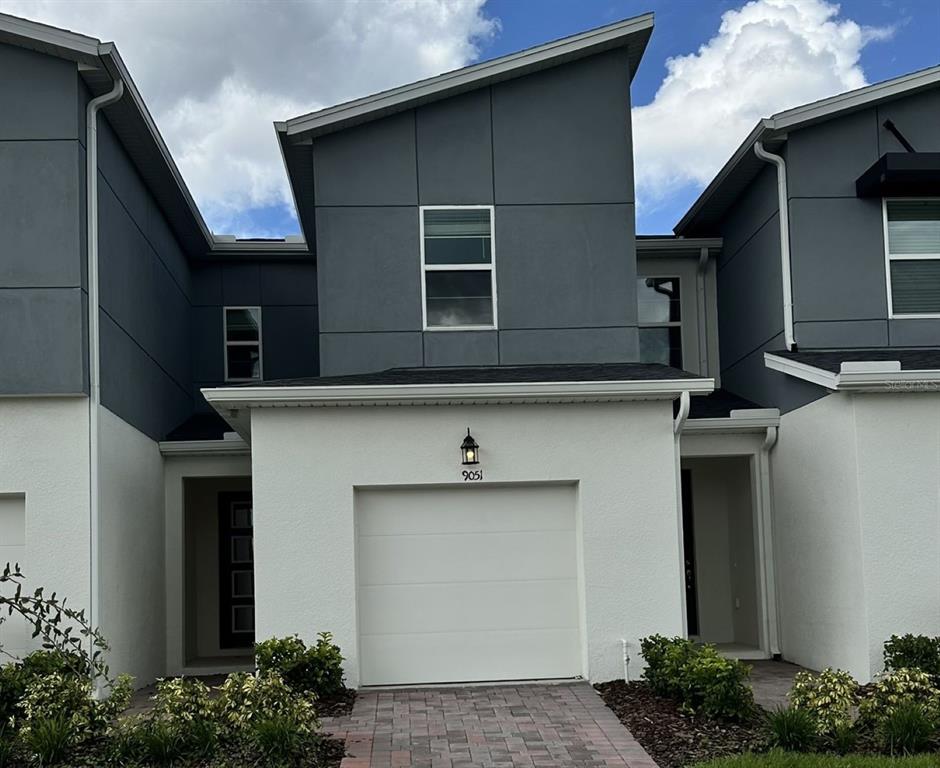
<box><xmin>695</xmin><ymin>754</ymin><xmax>940</xmax><ymax>768</ymax></box>
<box><xmin>595</xmin><ymin>679</ymin><xmax>765</xmax><ymax>768</ymax></box>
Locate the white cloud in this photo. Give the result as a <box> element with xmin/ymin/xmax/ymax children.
<box><xmin>633</xmin><ymin>0</ymin><xmax>893</xmax><ymax>216</ymax></box>
<box><xmin>0</xmin><ymin>0</ymin><xmax>497</xmax><ymax>235</ymax></box>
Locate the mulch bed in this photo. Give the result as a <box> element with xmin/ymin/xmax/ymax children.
<box><xmin>595</xmin><ymin>680</ymin><xmax>765</xmax><ymax>768</ymax></box>
<box><xmin>314</xmin><ymin>735</ymin><xmax>349</xmax><ymax>767</ymax></box>
<box><xmin>318</xmin><ymin>686</ymin><xmax>357</xmax><ymax>718</ymax></box>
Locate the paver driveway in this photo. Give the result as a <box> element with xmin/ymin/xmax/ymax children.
<box><xmin>322</xmin><ymin>682</ymin><xmax>658</xmax><ymax>768</ymax></box>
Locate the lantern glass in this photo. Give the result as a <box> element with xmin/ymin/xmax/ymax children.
<box><xmin>460</xmin><ymin>428</ymin><xmax>479</xmax><ymax>465</ymax></box>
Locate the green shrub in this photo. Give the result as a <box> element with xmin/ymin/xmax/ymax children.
<box><xmin>764</xmin><ymin>706</ymin><xmax>817</xmax><ymax>751</ymax></box>
<box><xmin>884</xmin><ymin>635</ymin><xmax>940</xmax><ymax>680</ymax></box>
<box><xmin>788</xmin><ymin>668</ymin><xmax>858</xmax><ymax>735</ymax></box>
<box><xmin>249</xmin><ymin>715</ymin><xmax>306</xmax><ymax>766</ymax></box>
<box><xmin>639</xmin><ymin>635</ymin><xmax>753</xmax><ymax>720</ymax></box>
<box><xmin>255</xmin><ymin>633</ymin><xmax>345</xmax><ymax>698</ymax></box>
<box><xmin>827</xmin><ymin>723</ymin><xmax>857</xmax><ymax>755</ymax></box>
<box><xmin>22</xmin><ymin>714</ymin><xmax>73</xmax><ymax>766</ymax></box>
<box><xmin>217</xmin><ymin>671</ymin><xmax>319</xmax><ymax>741</ymax></box>
<box><xmin>138</xmin><ymin>719</ymin><xmax>184</xmax><ymax>766</ymax></box>
<box><xmin>859</xmin><ymin>667</ymin><xmax>940</xmax><ymax>724</ymax></box>
<box><xmin>694</xmin><ymin>751</ymin><xmax>940</xmax><ymax>768</ymax></box>
<box><xmin>875</xmin><ymin>700</ymin><xmax>937</xmax><ymax>755</ymax></box>
<box><xmin>0</xmin><ymin>721</ymin><xmax>18</xmax><ymax>768</ymax></box>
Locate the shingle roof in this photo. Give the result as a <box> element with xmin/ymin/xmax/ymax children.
<box><xmin>236</xmin><ymin>362</ymin><xmax>700</xmax><ymax>389</ymax></box>
<box><xmin>687</xmin><ymin>388</ymin><xmax>761</xmax><ymax>419</ymax></box>
<box><xmin>771</xmin><ymin>348</ymin><xmax>940</xmax><ymax>374</ymax></box>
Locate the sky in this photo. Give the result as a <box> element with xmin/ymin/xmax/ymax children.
<box><xmin>2</xmin><ymin>0</ymin><xmax>938</xmax><ymax>237</ymax></box>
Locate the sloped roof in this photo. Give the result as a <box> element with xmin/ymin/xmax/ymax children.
<box><xmin>676</xmin><ymin>64</ymin><xmax>940</xmax><ymax>236</ymax></box>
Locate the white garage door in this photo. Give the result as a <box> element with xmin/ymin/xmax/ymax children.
<box><xmin>356</xmin><ymin>484</ymin><xmax>581</xmax><ymax>686</ymax></box>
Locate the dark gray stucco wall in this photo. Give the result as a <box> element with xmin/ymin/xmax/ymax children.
<box><xmin>786</xmin><ymin>87</ymin><xmax>940</xmax><ymax>348</ymax></box>
<box><xmin>191</xmin><ymin>262</ymin><xmax>319</xmax><ymax>412</ymax></box>
<box><xmin>0</xmin><ymin>44</ymin><xmax>86</xmax><ymax>394</ymax></box>
<box><xmin>313</xmin><ymin>48</ymin><xmax>637</xmax><ymax>375</ymax></box>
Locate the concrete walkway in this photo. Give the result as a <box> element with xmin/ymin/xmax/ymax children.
<box><xmin>749</xmin><ymin>659</ymin><xmax>806</xmax><ymax>710</ymax></box>
<box><xmin>322</xmin><ymin>682</ymin><xmax>658</xmax><ymax>768</ymax></box>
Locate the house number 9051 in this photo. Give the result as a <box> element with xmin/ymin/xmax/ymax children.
<box><xmin>461</xmin><ymin>469</ymin><xmax>484</xmax><ymax>482</ymax></box>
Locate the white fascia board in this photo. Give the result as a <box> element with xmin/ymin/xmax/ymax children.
<box><xmin>202</xmin><ymin>377</ymin><xmax>714</xmax><ymax>410</ymax></box>
<box><xmin>683</xmin><ymin>407</ymin><xmax>780</xmax><ymax>435</ymax></box>
<box><xmin>282</xmin><ymin>13</ymin><xmax>653</xmax><ymax>138</ymax></box>
<box><xmin>764</xmin><ymin>353</ymin><xmax>940</xmax><ymax>392</ymax></box>
<box><xmin>158</xmin><ymin>438</ymin><xmax>250</xmax><ymax>457</ymax></box>
<box><xmin>636</xmin><ymin>237</ymin><xmax>723</xmax><ymax>254</ymax></box>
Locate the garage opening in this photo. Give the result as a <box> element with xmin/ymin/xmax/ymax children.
<box><xmin>355</xmin><ymin>484</ymin><xmax>582</xmax><ymax>686</ymax></box>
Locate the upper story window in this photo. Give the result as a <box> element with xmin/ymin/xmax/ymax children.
<box><xmin>885</xmin><ymin>200</ymin><xmax>940</xmax><ymax>318</ymax></box>
<box><xmin>224</xmin><ymin>307</ymin><xmax>262</xmax><ymax>382</ymax></box>
<box><xmin>420</xmin><ymin>206</ymin><xmax>497</xmax><ymax>330</ymax></box>
<box><xmin>637</xmin><ymin>276</ymin><xmax>682</xmax><ymax>368</ymax></box>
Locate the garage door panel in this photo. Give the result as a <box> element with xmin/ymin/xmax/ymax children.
<box><xmin>359</xmin><ymin>628</ymin><xmax>581</xmax><ymax>686</ymax></box>
<box><xmin>358</xmin><ymin>529</ymin><xmax>576</xmax><ymax>586</ymax></box>
<box><xmin>358</xmin><ymin>579</ymin><xmax>579</xmax><ymax>635</ymax></box>
<box><xmin>357</xmin><ymin>486</ymin><xmax>574</xmax><ymax>536</ymax></box>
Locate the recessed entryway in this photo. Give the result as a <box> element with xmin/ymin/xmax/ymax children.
<box><xmin>355</xmin><ymin>484</ymin><xmax>582</xmax><ymax>686</ymax></box>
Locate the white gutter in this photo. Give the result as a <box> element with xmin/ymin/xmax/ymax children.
<box><xmin>765</xmin><ymin>354</ymin><xmax>940</xmax><ymax>392</ymax></box>
<box><xmin>753</xmin><ymin>141</ymin><xmax>796</xmax><ymax>351</ymax></box>
<box><xmin>673</xmin><ymin>391</ymin><xmax>690</xmax><ymax>434</ymax></box>
<box><xmin>682</xmin><ymin>407</ymin><xmax>780</xmax><ymax>435</ymax></box>
<box><xmin>86</xmin><ymin>77</ymin><xmax>124</xmax><ymax>680</ymax></box>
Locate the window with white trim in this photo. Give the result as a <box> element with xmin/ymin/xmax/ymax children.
<box><xmin>224</xmin><ymin>307</ymin><xmax>262</xmax><ymax>381</ymax></box>
<box><xmin>637</xmin><ymin>276</ymin><xmax>682</xmax><ymax>368</ymax></box>
<box><xmin>885</xmin><ymin>199</ymin><xmax>940</xmax><ymax>317</ymax></box>
<box><xmin>420</xmin><ymin>206</ymin><xmax>497</xmax><ymax>329</ymax></box>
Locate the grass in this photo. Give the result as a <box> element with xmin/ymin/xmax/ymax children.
<box><xmin>694</xmin><ymin>752</ymin><xmax>940</xmax><ymax>768</ymax></box>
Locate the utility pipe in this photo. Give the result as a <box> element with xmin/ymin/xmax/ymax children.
<box><xmin>86</xmin><ymin>78</ymin><xmax>124</xmax><ymax>683</ymax></box>
<box><xmin>754</xmin><ymin>141</ymin><xmax>796</xmax><ymax>351</ymax></box>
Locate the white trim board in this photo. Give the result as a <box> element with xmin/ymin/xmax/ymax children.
<box><xmin>765</xmin><ymin>353</ymin><xmax>940</xmax><ymax>392</ymax></box>
<box><xmin>683</xmin><ymin>408</ymin><xmax>780</xmax><ymax>435</ymax></box>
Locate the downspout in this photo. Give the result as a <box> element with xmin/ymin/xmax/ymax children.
<box><xmin>759</xmin><ymin>425</ymin><xmax>781</xmax><ymax>656</ymax></box>
<box><xmin>86</xmin><ymin>77</ymin><xmax>124</xmax><ymax>683</ymax></box>
<box><xmin>673</xmin><ymin>391</ymin><xmax>690</xmax><ymax>636</ymax></box>
<box><xmin>753</xmin><ymin>141</ymin><xmax>796</xmax><ymax>351</ymax></box>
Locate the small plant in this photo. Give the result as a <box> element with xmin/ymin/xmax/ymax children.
<box><xmin>789</xmin><ymin>668</ymin><xmax>858</xmax><ymax>736</ymax></box>
<box><xmin>139</xmin><ymin>719</ymin><xmax>184</xmax><ymax>766</ymax></box>
<box><xmin>875</xmin><ymin>700</ymin><xmax>936</xmax><ymax>755</ymax></box>
<box><xmin>764</xmin><ymin>706</ymin><xmax>817</xmax><ymax>751</ymax></box>
<box><xmin>250</xmin><ymin>715</ymin><xmax>305</xmax><ymax>766</ymax></box>
<box><xmin>255</xmin><ymin>633</ymin><xmax>346</xmax><ymax>698</ymax></box>
<box><xmin>860</xmin><ymin>667</ymin><xmax>940</xmax><ymax>724</ymax></box>
<box><xmin>884</xmin><ymin>635</ymin><xmax>940</xmax><ymax>680</ymax></box>
<box><xmin>639</xmin><ymin>634</ymin><xmax>696</xmax><ymax>697</ymax></box>
<box><xmin>22</xmin><ymin>714</ymin><xmax>73</xmax><ymax>766</ymax></box>
<box><xmin>217</xmin><ymin>671</ymin><xmax>319</xmax><ymax>740</ymax></box>
<box><xmin>828</xmin><ymin>722</ymin><xmax>858</xmax><ymax>755</ymax></box>
<box><xmin>0</xmin><ymin>722</ymin><xmax>18</xmax><ymax>768</ymax></box>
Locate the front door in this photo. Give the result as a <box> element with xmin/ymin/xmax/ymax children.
<box><xmin>681</xmin><ymin>469</ymin><xmax>699</xmax><ymax>637</ymax></box>
<box><xmin>218</xmin><ymin>491</ymin><xmax>255</xmax><ymax>649</ymax></box>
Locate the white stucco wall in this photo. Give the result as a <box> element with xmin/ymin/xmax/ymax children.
<box><xmin>773</xmin><ymin>390</ymin><xmax>940</xmax><ymax>681</ymax></box>
<box><xmin>97</xmin><ymin>406</ymin><xmax>166</xmax><ymax>686</ymax></box>
<box><xmin>249</xmin><ymin>400</ymin><xmax>684</xmax><ymax>686</ymax></box>
<box><xmin>0</xmin><ymin>398</ymin><xmax>90</xmax><ymax>658</ymax></box>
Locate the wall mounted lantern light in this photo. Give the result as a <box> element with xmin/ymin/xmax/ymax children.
<box><xmin>460</xmin><ymin>428</ymin><xmax>480</xmax><ymax>465</ymax></box>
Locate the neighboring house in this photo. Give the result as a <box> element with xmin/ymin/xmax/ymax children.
<box><xmin>677</xmin><ymin>68</ymin><xmax>940</xmax><ymax>680</ymax></box>
<box><xmin>0</xmin><ymin>11</ymin><xmax>935</xmax><ymax>690</ymax></box>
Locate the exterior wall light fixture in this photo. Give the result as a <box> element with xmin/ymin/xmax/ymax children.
<box><xmin>460</xmin><ymin>428</ymin><xmax>480</xmax><ymax>465</ymax></box>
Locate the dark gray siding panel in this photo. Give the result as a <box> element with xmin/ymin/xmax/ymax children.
<box><xmin>716</xmin><ymin>215</ymin><xmax>783</xmax><ymax>369</ymax></box>
<box><xmin>260</xmin><ymin>263</ymin><xmax>318</xmax><ymax>305</ymax></box>
<box><xmin>0</xmin><ymin>141</ymin><xmax>82</xmax><ymax>287</ymax></box>
<box><xmin>221</xmin><ymin>264</ymin><xmax>262</xmax><ymax>306</ymax></box>
<box><xmin>786</xmin><ymin>110</ymin><xmax>878</xmax><ymax>199</ymax></box>
<box><xmin>423</xmin><ymin>331</ymin><xmax>498</xmax><ymax>367</ymax></box>
<box><xmin>0</xmin><ymin>288</ymin><xmax>85</xmax><ymax>393</ymax></box>
<box><xmin>316</xmin><ymin>207</ymin><xmax>422</xmax><ymax>333</ymax></box>
<box><xmin>320</xmin><ymin>331</ymin><xmax>423</xmax><ymax>376</ymax></box>
<box><xmin>262</xmin><ymin>306</ymin><xmax>319</xmax><ymax>379</ymax></box>
<box><xmin>718</xmin><ymin>164</ymin><xmax>779</xmax><ymax>268</ymax></box>
<box><xmin>192</xmin><ymin>264</ymin><xmax>223</xmax><ymax>305</ymax></box>
<box><xmin>313</xmin><ymin>111</ymin><xmax>417</xmax><ymax>206</ymax></box>
<box><xmin>500</xmin><ymin>327</ymin><xmax>637</xmax><ymax>365</ymax></box>
<box><xmin>496</xmin><ymin>203</ymin><xmax>635</xmax><ymax>329</ymax></box>
<box><xmin>890</xmin><ymin>319</ymin><xmax>940</xmax><ymax>346</ymax></box>
<box><xmin>191</xmin><ymin>305</ymin><xmax>223</xmax><ymax>384</ymax></box>
<box><xmin>877</xmin><ymin>89</ymin><xmax>940</xmax><ymax>153</ymax></box>
<box><xmin>491</xmin><ymin>49</ymin><xmax>633</xmax><ymax>205</ymax></box>
<box><xmin>789</xmin><ymin>197</ymin><xmax>886</xmax><ymax>322</ymax></box>
<box><xmin>793</xmin><ymin>320</ymin><xmax>888</xmax><ymax>348</ymax></box>
<box><xmin>416</xmin><ymin>88</ymin><xmax>493</xmax><ymax>205</ymax></box>
<box><xmin>0</xmin><ymin>45</ymin><xmax>78</xmax><ymax>140</ymax></box>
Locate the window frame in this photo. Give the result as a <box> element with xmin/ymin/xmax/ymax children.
<box><xmin>637</xmin><ymin>274</ymin><xmax>684</xmax><ymax>369</ymax></box>
<box><xmin>883</xmin><ymin>197</ymin><xmax>940</xmax><ymax>320</ymax></box>
<box><xmin>223</xmin><ymin>306</ymin><xmax>264</xmax><ymax>382</ymax></box>
<box><xmin>419</xmin><ymin>204</ymin><xmax>498</xmax><ymax>332</ymax></box>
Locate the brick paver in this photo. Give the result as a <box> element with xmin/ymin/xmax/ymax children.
<box><xmin>322</xmin><ymin>682</ymin><xmax>658</xmax><ymax>768</ymax></box>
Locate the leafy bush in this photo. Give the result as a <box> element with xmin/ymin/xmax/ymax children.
<box><xmin>884</xmin><ymin>635</ymin><xmax>940</xmax><ymax>680</ymax></box>
<box><xmin>764</xmin><ymin>706</ymin><xmax>817</xmax><ymax>751</ymax></box>
<box><xmin>639</xmin><ymin>635</ymin><xmax>753</xmax><ymax>720</ymax></box>
<box><xmin>828</xmin><ymin>723</ymin><xmax>857</xmax><ymax>755</ymax></box>
<box><xmin>859</xmin><ymin>667</ymin><xmax>940</xmax><ymax>724</ymax></box>
<box><xmin>695</xmin><ymin>752</ymin><xmax>940</xmax><ymax>768</ymax></box>
<box><xmin>789</xmin><ymin>668</ymin><xmax>858</xmax><ymax>735</ymax></box>
<box><xmin>0</xmin><ymin>722</ymin><xmax>18</xmax><ymax>768</ymax></box>
<box><xmin>875</xmin><ymin>700</ymin><xmax>936</xmax><ymax>755</ymax></box>
<box><xmin>249</xmin><ymin>715</ymin><xmax>306</xmax><ymax>766</ymax></box>
<box><xmin>22</xmin><ymin>714</ymin><xmax>73</xmax><ymax>766</ymax></box>
<box><xmin>255</xmin><ymin>633</ymin><xmax>345</xmax><ymax>698</ymax></box>
<box><xmin>217</xmin><ymin>671</ymin><xmax>319</xmax><ymax>741</ymax></box>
